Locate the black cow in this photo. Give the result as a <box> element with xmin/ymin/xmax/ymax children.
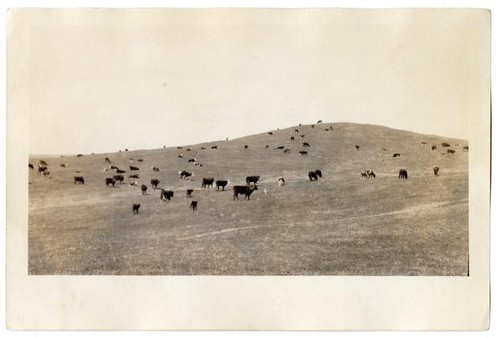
<box><xmin>433</xmin><ymin>166</ymin><xmax>440</xmax><ymax>176</ymax></box>
<box><xmin>116</xmin><ymin>169</ymin><xmax>126</xmax><ymax>174</ymax></box>
<box><xmin>177</xmin><ymin>146</ymin><xmax>183</xmax><ymax>149</ymax></box>
<box><xmin>42</xmin><ymin>170</ymin><xmax>50</xmax><ymax>177</ymax></box>
<box><xmin>355</xmin><ymin>145</ymin><xmax>360</xmax><ymax>150</ymax></box>
<box><xmin>132</xmin><ymin>203</ymin><xmax>140</xmax><ymax>214</ymax></box>
<box><xmin>105</xmin><ymin>178</ymin><xmax>115</xmax><ymax>187</ymax></box>
<box><xmin>110</xmin><ymin>165</ymin><xmax>119</xmax><ymax>170</ymax></box>
<box><xmin>447</xmin><ymin>149</ymin><xmax>455</xmax><ymax>154</ymax></box>
<box><xmin>77</xmin><ymin>154</ymin><xmax>83</xmax><ymax>158</ymax></box>
<box><xmin>315</xmin><ymin>169</ymin><xmax>322</xmax><ymax>178</ymax></box>
<box><xmin>311</xmin><ymin>125</ymin><xmax>315</xmax><ymax>128</ymax></box>
<box><xmin>60</xmin><ymin>163</ymin><xmax>67</xmax><ymax>168</ymax></box>
<box><xmin>29</xmin><ymin>164</ymin><xmax>34</xmax><ymax>169</ymax></box>
<box><xmin>265</xmin><ymin>145</ymin><xmax>270</xmax><ymax>149</ymax></box>
<box><xmin>105</xmin><ymin>157</ymin><xmax>111</xmax><ymax>163</ymax></box>
<box><xmin>442</xmin><ymin>143</ymin><xmax>451</xmax><ymax>147</ymax></box>
<box><xmin>211</xmin><ymin>145</ymin><xmax>218</xmax><ymax>149</ymax></box>
<box><xmin>302</xmin><ymin>142</ymin><xmax>310</xmax><ymax>147</ymax></box>
<box><xmin>141</xmin><ymin>184</ymin><xmax>148</xmax><ymax>195</ymax></box>
<box><xmin>186</xmin><ymin>189</ymin><xmax>194</xmax><ymax>197</ymax></box>
<box><xmin>113</xmin><ymin>175</ymin><xmax>124</xmax><ymax>183</ymax></box>
<box><xmin>152</xmin><ymin>166</ymin><xmax>159</xmax><ymax>171</ymax></box>
<box><xmin>233</xmin><ymin>185</ymin><xmax>258</xmax><ymax>200</ymax></box>
<box><xmin>161</xmin><ymin>189</ymin><xmax>174</xmax><ymax>201</ymax></box>
<box><xmin>290</xmin><ymin>136</ymin><xmax>295</xmax><ymax>141</ymax></box>
<box><xmin>276</xmin><ymin>146</ymin><xmax>285</xmax><ymax>150</ymax></box>
<box><xmin>299</xmin><ymin>151</ymin><xmax>308</xmax><ymax>156</ymax></box>
<box><xmin>202</xmin><ymin>177</ymin><xmax>215</xmax><ymax>188</ymax></box>
<box><xmin>244</xmin><ymin>145</ymin><xmax>249</xmax><ymax>149</ymax></box>
<box><xmin>284</xmin><ymin>148</ymin><xmax>291</xmax><ymax>154</ymax></box>
<box><xmin>74</xmin><ymin>176</ymin><xmax>85</xmax><ymax>184</ymax></box>
<box><xmin>201</xmin><ymin>147</ymin><xmax>206</xmax><ymax>150</ymax></box>
<box><xmin>186</xmin><ymin>148</ymin><xmax>192</xmax><ymax>152</ymax></box>
<box><xmin>137</xmin><ymin>159</ymin><xmax>144</xmax><ymax>162</ymax></box>
<box><xmin>150</xmin><ymin>179</ymin><xmax>160</xmax><ymax>188</ymax></box>
<box><xmin>366</xmin><ymin>169</ymin><xmax>376</xmax><ymax>178</ymax></box>
<box><xmin>268</xmin><ymin>132</ymin><xmax>274</xmax><ymax>135</ymax></box>
<box><xmin>38</xmin><ymin>166</ymin><xmax>48</xmax><ymax>175</ymax></box>
<box><xmin>216</xmin><ymin>180</ymin><xmax>228</xmax><ymax>191</ymax></box>
<box><xmin>463</xmin><ymin>146</ymin><xmax>469</xmax><ymax>151</ymax></box>
<box><xmin>188</xmin><ymin>158</ymin><xmax>196</xmax><ymax>163</ymax></box>
<box><xmin>308</xmin><ymin>171</ymin><xmax>318</xmax><ymax>181</ymax></box>
<box><xmin>130</xmin><ymin>166</ymin><xmax>139</xmax><ymax>171</ymax></box>
<box><xmin>179</xmin><ymin>171</ymin><xmax>192</xmax><ymax>179</ymax></box>
<box><xmin>360</xmin><ymin>172</ymin><xmax>368</xmax><ymax>178</ymax></box>
<box><xmin>190</xmin><ymin>201</ymin><xmax>198</xmax><ymax>210</ymax></box>
<box><xmin>432</xmin><ymin>145</ymin><xmax>437</xmax><ymax>150</ymax></box>
<box><xmin>398</xmin><ymin>169</ymin><xmax>408</xmax><ymax>179</ymax></box>
<box><xmin>246</xmin><ymin>176</ymin><xmax>260</xmax><ymax>185</ymax></box>
<box><xmin>300</xmin><ymin>134</ymin><xmax>305</xmax><ymax>138</ymax></box>
<box><xmin>39</xmin><ymin>160</ymin><xmax>48</xmax><ymax>166</ymax></box>
<box><xmin>129</xmin><ymin>174</ymin><xmax>139</xmax><ymax>179</ymax></box>
<box><xmin>393</xmin><ymin>153</ymin><xmax>401</xmax><ymax>158</ymax></box>
<box><xmin>317</xmin><ymin>120</ymin><xmax>322</xmax><ymax>124</ymax></box>
<box><xmin>295</xmin><ymin>129</ymin><xmax>300</xmax><ymax>133</ymax></box>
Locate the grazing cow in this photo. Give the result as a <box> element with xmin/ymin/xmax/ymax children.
<box><xmin>39</xmin><ymin>160</ymin><xmax>48</xmax><ymax>166</ymax></box>
<box><xmin>233</xmin><ymin>185</ymin><xmax>258</xmax><ymax>200</ymax></box>
<box><xmin>186</xmin><ymin>189</ymin><xmax>194</xmax><ymax>197</ymax></box>
<box><xmin>360</xmin><ymin>172</ymin><xmax>368</xmax><ymax>179</ymax></box>
<box><xmin>137</xmin><ymin>159</ymin><xmax>144</xmax><ymax>162</ymax></box>
<box><xmin>116</xmin><ymin>169</ymin><xmax>126</xmax><ymax>174</ymax></box>
<box><xmin>178</xmin><ymin>154</ymin><xmax>184</xmax><ymax>158</ymax></box>
<box><xmin>202</xmin><ymin>177</ymin><xmax>215</xmax><ymax>188</ymax></box>
<box><xmin>355</xmin><ymin>145</ymin><xmax>360</xmax><ymax>150</ymax></box>
<box><xmin>300</xmin><ymin>134</ymin><xmax>305</xmax><ymax>138</ymax></box>
<box><xmin>188</xmin><ymin>158</ymin><xmax>196</xmax><ymax>163</ymax></box>
<box><xmin>179</xmin><ymin>170</ymin><xmax>192</xmax><ymax>179</ymax></box>
<box><xmin>130</xmin><ymin>166</ymin><xmax>139</xmax><ymax>171</ymax></box>
<box><xmin>77</xmin><ymin>154</ymin><xmax>83</xmax><ymax>158</ymax></box>
<box><xmin>278</xmin><ymin>177</ymin><xmax>285</xmax><ymax>186</ymax></box>
<box><xmin>315</xmin><ymin>169</ymin><xmax>323</xmax><ymax>178</ymax></box>
<box><xmin>303</xmin><ymin>142</ymin><xmax>310</xmax><ymax>147</ymax></box>
<box><xmin>291</xmin><ymin>136</ymin><xmax>295</xmax><ymax>141</ymax></box>
<box><xmin>268</xmin><ymin>132</ymin><xmax>274</xmax><ymax>135</ymax></box>
<box><xmin>194</xmin><ymin>163</ymin><xmax>203</xmax><ymax>167</ymax></box>
<box><xmin>447</xmin><ymin>149</ymin><xmax>455</xmax><ymax>154</ymax></box>
<box><xmin>186</xmin><ymin>148</ymin><xmax>192</xmax><ymax>152</ymax></box>
<box><xmin>276</xmin><ymin>146</ymin><xmax>285</xmax><ymax>150</ymax></box>
<box><xmin>265</xmin><ymin>145</ymin><xmax>270</xmax><ymax>149</ymax></box>
<box><xmin>393</xmin><ymin>153</ymin><xmax>401</xmax><ymax>158</ymax></box>
<box><xmin>132</xmin><ymin>203</ymin><xmax>140</xmax><ymax>214</ymax></box>
<box><xmin>325</xmin><ymin>128</ymin><xmax>330</xmax><ymax>132</ymax></box>
<box><xmin>177</xmin><ymin>146</ymin><xmax>183</xmax><ymax>149</ymax></box>
<box><xmin>432</xmin><ymin>145</ymin><xmax>437</xmax><ymax>150</ymax></box>
<box><xmin>201</xmin><ymin>147</ymin><xmax>206</xmax><ymax>150</ymax></box>
<box><xmin>244</xmin><ymin>145</ymin><xmax>249</xmax><ymax>149</ymax></box>
<box><xmin>60</xmin><ymin>163</ymin><xmax>66</xmax><ymax>168</ymax></box>
<box><xmin>190</xmin><ymin>201</ymin><xmax>198</xmax><ymax>210</ymax></box>
<box><xmin>433</xmin><ymin>165</ymin><xmax>440</xmax><ymax>176</ymax></box>
<box><xmin>284</xmin><ymin>148</ymin><xmax>291</xmax><ymax>154</ymax></box>
<box><xmin>74</xmin><ymin>176</ymin><xmax>85</xmax><ymax>184</ymax></box>
<box><xmin>216</xmin><ymin>180</ymin><xmax>228</xmax><ymax>191</ymax></box>
<box><xmin>295</xmin><ymin>129</ymin><xmax>299</xmax><ymax>133</ymax></box>
<box><xmin>366</xmin><ymin>169</ymin><xmax>376</xmax><ymax>178</ymax></box>
<box><xmin>463</xmin><ymin>146</ymin><xmax>469</xmax><ymax>151</ymax></box>
<box><xmin>110</xmin><ymin>165</ymin><xmax>119</xmax><ymax>170</ymax></box>
<box><xmin>311</xmin><ymin>125</ymin><xmax>315</xmax><ymax>128</ymax></box>
<box><xmin>160</xmin><ymin>189</ymin><xmax>174</xmax><ymax>201</ymax></box>
<box><xmin>442</xmin><ymin>142</ymin><xmax>451</xmax><ymax>147</ymax></box>
<box><xmin>141</xmin><ymin>184</ymin><xmax>148</xmax><ymax>195</ymax></box>
<box><xmin>113</xmin><ymin>175</ymin><xmax>124</xmax><ymax>183</ymax></box>
<box><xmin>246</xmin><ymin>176</ymin><xmax>260</xmax><ymax>186</ymax></box>
<box><xmin>398</xmin><ymin>169</ymin><xmax>408</xmax><ymax>179</ymax></box>
<box><xmin>308</xmin><ymin>171</ymin><xmax>318</xmax><ymax>181</ymax></box>
<box><xmin>105</xmin><ymin>178</ymin><xmax>115</xmax><ymax>187</ymax></box>
<box><xmin>129</xmin><ymin>174</ymin><xmax>139</xmax><ymax>179</ymax></box>
<box><xmin>150</xmin><ymin>179</ymin><xmax>160</xmax><ymax>188</ymax></box>
<box><xmin>299</xmin><ymin>151</ymin><xmax>308</xmax><ymax>156</ymax></box>
<box><xmin>152</xmin><ymin>166</ymin><xmax>159</xmax><ymax>171</ymax></box>
<box><xmin>29</xmin><ymin>164</ymin><xmax>34</xmax><ymax>169</ymax></box>
<box><xmin>211</xmin><ymin>145</ymin><xmax>218</xmax><ymax>149</ymax></box>
<box><xmin>317</xmin><ymin>120</ymin><xmax>322</xmax><ymax>124</ymax></box>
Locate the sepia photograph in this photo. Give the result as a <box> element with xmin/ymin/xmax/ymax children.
<box><xmin>6</xmin><ymin>6</ymin><xmax>491</xmax><ymax>331</ymax></box>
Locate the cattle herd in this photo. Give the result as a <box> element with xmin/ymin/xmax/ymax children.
<box><xmin>29</xmin><ymin>122</ymin><xmax>467</xmax><ymax>215</ymax></box>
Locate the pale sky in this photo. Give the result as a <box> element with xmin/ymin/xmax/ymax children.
<box><xmin>10</xmin><ymin>9</ymin><xmax>489</xmax><ymax>154</ymax></box>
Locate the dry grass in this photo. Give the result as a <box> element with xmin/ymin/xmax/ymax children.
<box><xmin>28</xmin><ymin>123</ymin><xmax>468</xmax><ymax>275</ymax></box>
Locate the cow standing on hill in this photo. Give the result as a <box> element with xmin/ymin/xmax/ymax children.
<box><xmin>74</xmin><ymin>176</ymin><xmax>85</xmax><ymax>184</ymax></box>
<box><xmin>105</xmin><ymin>178</ymin><xmax>115</xmax><ymax>187</ymax></box>
<box><xmin>233</xmin><ymin>185</ymin><xmax>258</xmax><ymax>200</ymax></box>
<box><xmin>308</xmin><ymin>171</ymin><xmax>318</xmax><ymax>181</ymax></box>
<box><xmin>278</xmin><ymin>177</ymin><xmax>286</xmax><ymax>186</ymax></box>
<box><xmin>150</xmin><ymin>179</ymin><xmax>160</xmax><ymax>188</ymax></box>
<box><xmin>141</xmin><ymin>184</ymin><xmax>148</xmax><ymax>195</ymax></box>
<box><xmin>130</xmin><ymin>166</ymin><xmax>139</xmax><ymax>171</ymax></box>
<box><xmin>433</xmin><ymin>166</ymin><xmax>440</xmax><ymax>176</ymax></box>
<box><xmin>179</xmin><ymin>171</ymin><xmax>192</xmax><ymax>179</ymax></box>
<box><xmin>161</xmin><ymin>189</ymin><xmax>174</xmax><ymax>201</ymax></box>
<box><xmin>202</xmin><ymin>177</ymin><xmax>215</xmax><ymax>188</ymax></box>
<box><xmin>152</xmin><ymin>166</ymin><xmax>160</xmax><ymax>171</ymax></box>
<box><xmin>132</xmin><ymin>204</ymin><xmax>140</xmax><ymax>214</ymax></box>
<box><xmin>186</xmin><ymin>189</ymin><xmax>194</xmax><ymax>197</ymax></box>
<box><xmin>113</xmin><ymin>175</ymin><xmax>124</xmax><ymax>184</ymax></box>
<box><xmin>190</xmin><ymin>201</ymin><xmax>198</xmax><ymax>210</ymax></box>
<box><xmin>29</xmin><ymin>164</ymin><xmax>34</xmax><ymax>169</ymax></box>
<box><xmin>398</xmin><ymin>169</ymin><xmax>408</xmax><ymax>179</ymax></box>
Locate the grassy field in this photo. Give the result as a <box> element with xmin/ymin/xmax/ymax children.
<box><xmin>28</xmin><ymin>123</ymin><xmax>468</xmax><ymax>275</ymax></box>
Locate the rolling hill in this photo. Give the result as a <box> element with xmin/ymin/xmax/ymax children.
<box><xmin>28</xmin><ymin>122</ymin><xmax>469</xmax><ymax>275</ymax></box>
